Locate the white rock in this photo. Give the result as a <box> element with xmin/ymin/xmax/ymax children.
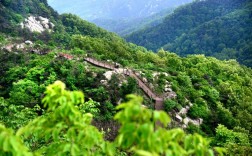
<box><xmin>20</xmin><ymin>16</ymin><xmax>54</xmax><ymax>33</ymax></box>
<box><xmin>199</xmin><ymin>118</ymin><xmax>203</xmax><ymax>125</ymax></box>
<box><xmin>38</xmin><ymin>16</ymin><xmax>49</xmax><ymax>23</ymax></box>
<box><xmin>166</xmin><ymin>91</ymin><xmax>177</xmax><ymax>99</ymax></box>
<box><xmin>114</xmin><ymin>68</ymin><xmax>124</xmax><ymax>74</ymax></box>
<box><xmin>103</xmin><ymin>71</ymin><xmax>115</xmax><ymax>80</ymax></box>
<box><xmin>183</xmin><ymin>117</ymin><xmax>203</xmax><ymax>127</ymax></box>
<box><xmin>189</xmin><ymin>119</ymin><xmax>200</xmax><ymax>126</ymax></box>
<box><xmin>49</xmin><ymin>22</ymin><xmax>55</xmax><ymax>29</ymax></box>
<box><xmin>183</xmin><ymin>117</ymin><xmax>190</xmax><ymax>125</ymax></box>
<box><xmin>20</xmin><ymin>23</ymin><xmax>24</xmax><ymax>29</ymax></box>
<box><xmin>25</xmin><ymin>40</ymin><xmax>33</xmax><ymax>45</ymax></box>
<box><xmin>152</xmin><ymin>72</ymin><xmax>159</xmax><ymax>77</ymax></box>
<box><xmin>190</xmin><ymin>118</ymin><xmax>203</xmax><ymax>126</ymax></box>
<box><xmin>16</xmin><ymin>43</ymin><xmax>25</xmax><ymax>49</ymax></box>
<box><xmin>152</xmin><ymin>72</ymin><xmax>169</xmax><ymax>78</ymax></box>
<box><xmin>162</xmin><ymin>72</ymin><xmax>169</xmax><ymax>77</ymax></box>
<box><xmin>182</xmin><ymin>124</ymin><xmax>187</xmax><ymax>129</ymax></box>
<box><xmin>175</xmin><ymin>114</ymin><xmax>183</xmax><ymax>122</ymax></box>
<box><xmin>179</xmin><ymin>108</ymin><xmax>188</xmax><ymax>115</ymax></box>
<box><xmin>100</xmin><ymin>80</ymin><xmax>108</xmax><ymax>85</ymax></box>
<box><xmin>164</xmin><ymin>88</ymin><xmax>172</xmax><ymax>92</ymax></box>
<box><xmin>165</xmin><ymin>84</ymin><xmax>172</xmax><ymax>88</ymax></box>
<box><xmin>142</xmin><ymin>77</ymin><xmax>148</xmax><ymax>83</ymax></box>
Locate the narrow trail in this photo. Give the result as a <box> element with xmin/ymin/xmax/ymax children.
<box><xmin>84</xmin><ymin>57</ymin><xmax>164</xmax><ymax>110</ymax></box>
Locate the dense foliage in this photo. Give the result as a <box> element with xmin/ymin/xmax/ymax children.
<box><xmin>0</xmin><ymin>0</ymin><xmax>252</xmax><ymax>155</ymax></box>
<box><xmin>0</xmin><ymin>0</ymin><xmax>58</xmax><ymax>34</ymax></box>
<box><xmin>0</xmin><ymin>81</ymin><xmax>223</xmax><ymax>156</ymax></box>
<box><xmin>126</xmin><ymin>0</ymin><xmax>252</xmax><ymax>67</ymax></box>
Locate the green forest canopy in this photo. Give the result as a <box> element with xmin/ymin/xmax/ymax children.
<box><xmin>0</xmin><ymin>0</ymin><xmax>252</xmax><ymax>155</ymax></box>
<box><xmin>125</xmin><ymin>0</ymin><xmax>252</xmax><ymax>67</ymax></box>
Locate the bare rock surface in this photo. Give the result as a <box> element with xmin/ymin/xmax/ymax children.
<box><xmin>20</xmin><ymin>16</ymin><xmax>54</xmax><ymax>33</ymax></box>
<box><xmin>104</xmin><ymin>71</ymin><xmax>116</xmax><ymax>80</ymax></box>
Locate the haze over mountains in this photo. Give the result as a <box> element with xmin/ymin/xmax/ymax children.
<box><xmin>1</xmin><ymin>0</ymin><xmax>252</xmax><ymax>155</ymax></box>
<box><xmin>48</xmin><ymin>0</ymin><xmax>193</xmax><ymax>34</ymax></box>
<box><xmin>48</xmin><ymin>0</ymin><xmax>252</xmax><ymax>67</ymax></box>
<box><xmin>48</xmin><ymin>0</ymin><xmax>193</xmax><ymax>20</ymax></box>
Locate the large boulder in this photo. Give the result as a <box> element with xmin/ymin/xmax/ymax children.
<box><xmin>20</xmin><ymin>16</ymin><xmax>55</xmax><ymax>33</ymax></box>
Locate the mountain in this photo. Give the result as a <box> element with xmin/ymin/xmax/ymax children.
<box><xmin>48</xmin><ymin>0</ymin><xmax>193</xmax><ymax>20</ymax></box>
<box><xmin>47</xmin><ymin>0</ymin><xmax>193</xmax><ymax>34</ymax></box>
<box><xmin>126</xmin><ymin>0</ymin><xmax>252</xmax><ymax>67</ymax></box>
<box><xmin>0</xmin><ymin>0</ymin><xmax>252</xmax><ymax>155</ymax></box>
<box><xmin>92</xmin><ymin>7</ymin><xmax>174</xmax><ymax>36</ymax></box>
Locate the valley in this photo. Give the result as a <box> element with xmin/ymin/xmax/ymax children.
<box><xmin>48</xmin><ymin>0</ymin><xmax>193</xmax><ymax>35</ymax></box>
<box><xmin>0</xmin><ymin>0</ymin><xmax>252</xmax><ymax>155</ymax></box>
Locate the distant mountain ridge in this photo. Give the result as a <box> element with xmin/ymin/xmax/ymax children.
<box><xmin>48</xmin><ymin>0</ymin><xmax>193</xmax><ymax>20</ymax></box>
<box><xmin>1</xmin><ymin>1</ymin><xmax>252</xmax><ymax>155</ymax></box>
<box><xmin>93</xmin><ymin>7</ymin><xmax>174</xmax><ymax>36</ymax></box>
<box><xmin>125</xmin><ymin>0</ymin><xmax>252</xmax><ymax>67</ymax></box>
<box><xmin>48</xmin><ymin>0</ymin><xmax>193</xmax><ymax>35</ymax></box>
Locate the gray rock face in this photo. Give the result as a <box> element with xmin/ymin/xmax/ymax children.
<box><xmin>20</xmin><ymin>16</ymin><xmax>54</xmax><ymax>33</ymax></box>
<box><xmin>174</xmin><ymin>100</ymin><xmax>204</xmax><ymax>128</ymax></box>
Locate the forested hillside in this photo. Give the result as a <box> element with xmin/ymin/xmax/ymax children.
<box><xmin>126</xmin><ymin>0</ymin><xmax>252</xmax><ymax>67</ymax></box>
<box><xmin>48</xmin><ymin>0</ymin><xmax>193</xmax><ymax>35</ymax></box>
<box><xmin>0</xmin><ymin>0</ymin><xmax>58</xmax><ymax>34</ymax></box>
<box><xmin>0</xmin><ymin>0</ymin><xmax>252</xmax><ymax>155</ymax></box>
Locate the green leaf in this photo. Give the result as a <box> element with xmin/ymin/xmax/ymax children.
<box><xmin>135</xmin><ymin>150</ymin><xmax>154</xmax><ymax>156</ymax></box>
<box><xmin>214</xmin><ymin>147</ymin><xmax>226</xmax><ymax>156</ymax></box>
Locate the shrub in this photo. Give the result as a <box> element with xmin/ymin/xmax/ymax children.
<box><xmin>0</xmin><ymin>81</ymin><xmax>224</xmax><ymax>156</ymax></box>
<box><xmin>164</xmin><ymin>99</ymin><xmax>177</xmax><ymax>112</ymax></box>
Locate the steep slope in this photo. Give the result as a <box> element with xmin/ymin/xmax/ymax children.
<box><xmin>126</xmin><ymin>0</ymin><xmax>252</xmax><ymax>67</ymax></box>
<box><xmin>0</xmin><ymin>0</ymin><xmax>58</xmax><ymax>34</ymax></box>
<box><xmin>0</xmin><ymin>0</ymin><xmax>252</xmax><ymax>154</ymax></box>
<box><xmin>165</xmin><ymin>2</ymin><xmax>252</xmax><ymax>67</ymax></box>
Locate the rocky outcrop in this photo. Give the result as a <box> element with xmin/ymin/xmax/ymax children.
<box><xmin>103</xmin><ymin>71</ymin><xmax>116</xmax><ymax>80</ymax></box>
<box><xmin>174</xmin><ymin>101</ymin><xmax>203</xmax><ymax>128</ymax></box>
<box><xmin>20</xmin><ymin>16</ymin><xmax>55</xmax><ymax>33</ymax></box>
<box><xmin>2</xmin><ymin>40</ymin><xmax>33</xmax><ymax>52</ymax></box>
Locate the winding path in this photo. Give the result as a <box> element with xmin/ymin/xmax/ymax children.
<box><xmin>84</xmin><ymin>57</ymin><xmax>164</xmax><ymax>110</ymax></box>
